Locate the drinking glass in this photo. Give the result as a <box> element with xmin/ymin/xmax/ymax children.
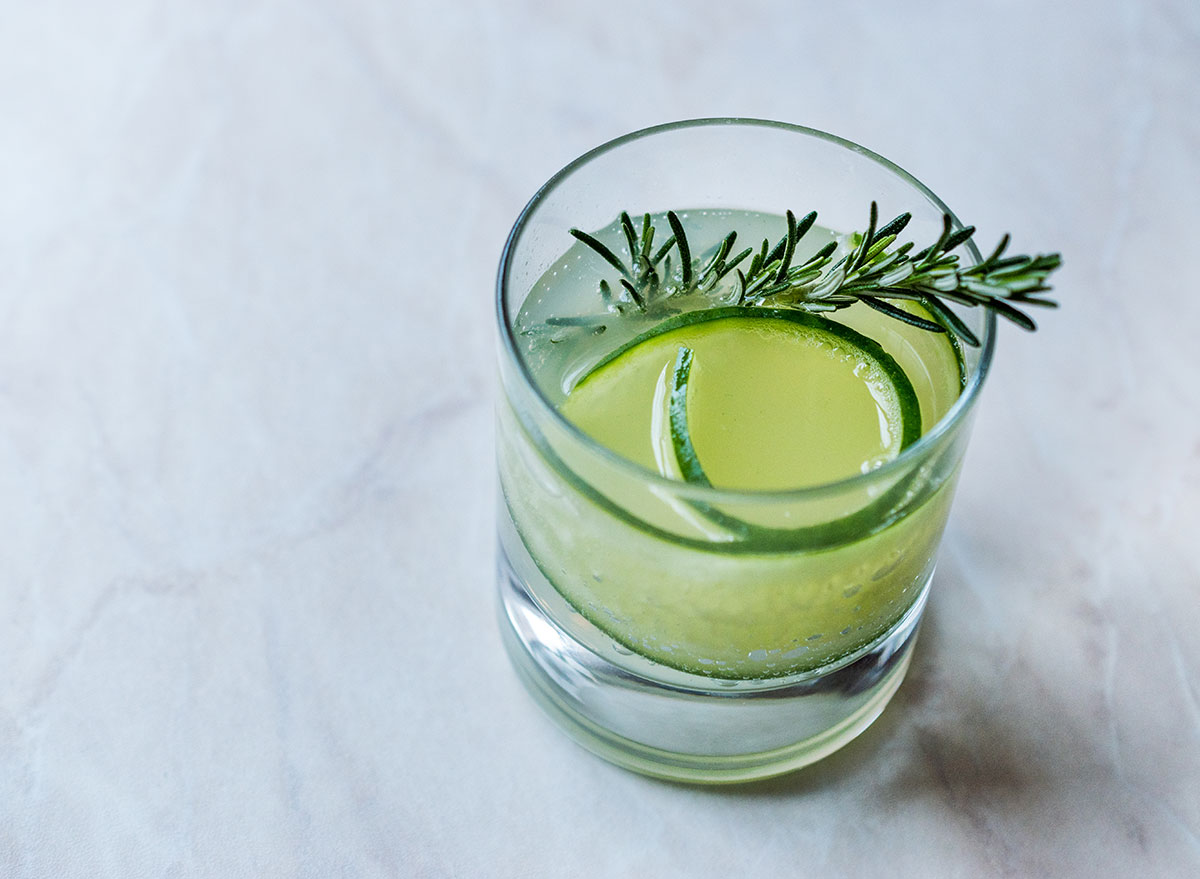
<box><xmin>495</xmin><ymin>119</ymin><xmax>994</xmax><ymax>783</ymax></box>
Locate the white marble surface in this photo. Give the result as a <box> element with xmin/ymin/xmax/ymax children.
<box><xmin>2</xmin><ymin>1</ymin><xmax>1197</xmax><ymax>876</ymax></box>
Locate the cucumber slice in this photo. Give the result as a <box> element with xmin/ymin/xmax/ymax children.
<box><xmin>563</xmin><ymin>306</ymin><xmax>922</xmax><ymax>492</ymax></box>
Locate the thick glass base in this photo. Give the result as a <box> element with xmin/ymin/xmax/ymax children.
<box><xmin>498</xmin><ymin>547</ymin><xmax>929</xmax><ymax>784</ymax></box>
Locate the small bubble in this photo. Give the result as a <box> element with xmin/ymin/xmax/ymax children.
<box><xmin>840</xmin><ymin>626</ymin><xmax>852</xmax><ymax>635</ymax></box>
<box><xmin>612</xmin><ymin>644</ymin><xmax>633</xmax><ymax>656</ymax></box>
<box><xmin>843</xmin><ymin>584</ymin><xmax>862</xmax><ymax>598</ymax></box>
<box><xmin>806</xmin><ymin>633</ymin><xmax>824</xmax><ymax>641</ymax></box>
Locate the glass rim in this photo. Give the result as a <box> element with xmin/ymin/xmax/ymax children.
<box><xmin>496</xmin><ymin>117</ymin><xmax>996</xmax><ymax>503</ymax></box>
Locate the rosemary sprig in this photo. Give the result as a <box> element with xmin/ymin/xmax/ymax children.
<box><xmin>568</xmin><ymin>204</ymin><xmax>1061</xmax><ymax>346</ymax></box>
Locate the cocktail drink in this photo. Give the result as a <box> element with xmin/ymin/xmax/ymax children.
<box><xmin>496</xmin><ymin>121</ymin><xmax>1056</xmax><ymax>782</ymax></box>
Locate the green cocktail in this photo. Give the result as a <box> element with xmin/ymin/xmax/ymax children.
<box><xmin>506</xmin><ymin>207</ymin><xmax>968</xmax><ymax>679</ymax></box>
<box><xmin>496</xmin><ymin>121</ymin><xmax>1054</xmax><ymax>781</ymax></box>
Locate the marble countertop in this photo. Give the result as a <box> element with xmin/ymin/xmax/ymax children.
<box><xmin>3</xmin><ymin>1</ymin><xmax>1198</xmax><ymax>876</ymax></box>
